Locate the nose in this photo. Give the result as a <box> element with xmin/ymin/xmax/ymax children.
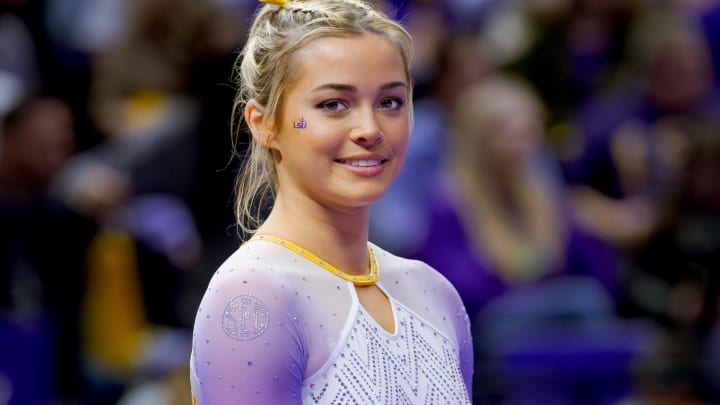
<box><xmin>351</xmin><ymin>105</ymin><xmax>383</xmax><ymax>147</ymax></box>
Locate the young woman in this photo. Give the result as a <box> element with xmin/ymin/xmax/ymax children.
<box><xmin>189</xmin><ymin>1</ymin><xmax>473</xmax><ymax>404</ymax></box>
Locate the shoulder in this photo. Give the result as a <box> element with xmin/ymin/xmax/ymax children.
<box><xmin>200</xmin><ymin>242</ymin><xmax>309</xmax><ymax>312</ymax></box>
<box><xmin>210</xmin><ymin>241</ymin><xmax>303</xmax><ymax>283</ymax></box>
<box><xmin>372</xmin><ymin>243</ymin><xmax>470</xmax><ymax>345</ymax></box>
<box><xmin>191</xmin><ymin>243</ymin><xmax>311</xmax><ymax>404</ymax></box>
<box><xmin>372</xmin><ymin>243</ymin><xmax>461</xmax><ymax>299</ymax></box>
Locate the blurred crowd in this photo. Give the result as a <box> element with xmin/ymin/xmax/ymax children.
<box><xmin>0</xmin><ymin>0</ymin><xmax>718</xmax><ymax>404</ymax></box>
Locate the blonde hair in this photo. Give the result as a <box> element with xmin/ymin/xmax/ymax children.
<box><xmin>448</xmin><ymin>76</ymin><xmax>560</xmax><ymax>280</ymax></box>
<box><xmin>450</xmin><ymin>75</ymin><xmax>544</xmax><ymax>163</ymax></box>
<box><xmin>232</xmin><ymin>0</ymin><xmax>413</xmax><ymax>236</ymax></box>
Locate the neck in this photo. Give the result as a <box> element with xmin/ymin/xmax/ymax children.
<box><xmin>256</xmin><ymin>191</ymin><xmax>371</xmax><ymax>275</ymax></box>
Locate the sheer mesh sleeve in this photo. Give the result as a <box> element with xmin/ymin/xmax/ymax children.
<box><xmin>190</xmin><ymin>256</ymin><xmax>307</xmax><ymax>405</ymax></box>
<box><xmin>453</xmin><ymin>284</ymin><xmax>474</xmax><ymax>397</ymax></box>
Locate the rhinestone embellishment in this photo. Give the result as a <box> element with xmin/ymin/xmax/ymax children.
<box><xmin>222</xmin><ymin>295</ymin><xmax>270</xmax><ymax>341</ymax></box>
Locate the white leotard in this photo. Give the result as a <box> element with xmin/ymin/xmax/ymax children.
<box><xmin>190</xmin><ymin>240</ymin><xmax>473</xmax><ymax>404</ymax></box>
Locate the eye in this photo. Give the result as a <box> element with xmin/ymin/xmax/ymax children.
<box><xmin>317</xmin><ymin>99</ymin><xmax>349</xmax><ymax>112</ymax></box>
<box><xmin>379</xmin><ymin>97</ymin><xmax>405</xmax><ymax>110</ymax></box>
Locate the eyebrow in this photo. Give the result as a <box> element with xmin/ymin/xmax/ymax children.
<box><xmin>312</xmin><ymin>81</ymin><xmax>407</xmax><ymax>92</ymax></box>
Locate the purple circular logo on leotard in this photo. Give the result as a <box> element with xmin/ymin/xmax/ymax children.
<box><xmin>222</xmin><ymin>295</ymin><xmax>270</xmax><ymax>341</ymax></box>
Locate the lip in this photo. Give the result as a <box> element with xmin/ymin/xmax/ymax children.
<box><xmin>334</xmin><ymin>154</ymin><xmax>388</xmax><ymax>176</ymax></box>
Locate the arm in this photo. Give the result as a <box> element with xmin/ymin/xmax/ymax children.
<box><xmin>453</xmin><ymin>289</ymin><xmax>474</xmax><ymax>399</ymax></box>
<box><xmin>570</xmin><ymin>185</ymin><xmax>658</xmax><ymax>248</ymax></box>
<box><xmin>190</xmin><ymin>263</ymin><xmax>307</xmax><ymax>405</ymax></box>
<box><xmin>427</xmin><ymin>261</ymin><xmax>475</xmax><ymax>399</ymax></box>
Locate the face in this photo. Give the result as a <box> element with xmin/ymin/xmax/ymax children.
<box><xmin>268</xmin><ymin>34</ymin><xmax>410</xmax><ymax>210</ymax></box>
<box><xmin>8</xmin><ymin>100</ymin><xmax>75</xmax><ymax>188</ymax></box>
<box><xmin>468</xmin><ymin>96</ymin><xmax>542</xmax><ymax>176</ymax></box>
<box><xmin>648</xmin><ymin>39</ymin><xmax>713</xmax><ymax>113</ymax></box>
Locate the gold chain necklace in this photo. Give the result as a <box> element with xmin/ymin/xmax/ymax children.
<box><xmin>248</xmin><ymin>234</ymin><xmax>379</xmax><ymax>286</ymax></box>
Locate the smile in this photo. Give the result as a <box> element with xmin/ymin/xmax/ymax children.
<box><xmin>336</xmin><ymin>159</ymin><xmax>385</xmax><ymax>167</ymax></box>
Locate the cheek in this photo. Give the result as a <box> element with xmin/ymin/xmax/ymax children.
<box><xmin>391</xmin><ymin>128</ymin><xmax>410</xmax><ymax>177</ymax></box>
<box><xmin>386</xmin><ymin>118</ymin><xmax>410</xmax><ymax>147</ymax></box>
<box><xmin>275</xmin><ymin>125</ymin><xmax>341</xmax><ymax>164</ymax></box>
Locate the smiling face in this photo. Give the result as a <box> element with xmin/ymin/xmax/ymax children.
<box><xmin>267</xmin><ymin>33</ymin><xmax>411</xmax><ymax>211</ymax></box>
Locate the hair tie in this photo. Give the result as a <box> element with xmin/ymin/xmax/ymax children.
<box><xmin>260</xmin><ymin>0</ymin><xmax>286</xmax><ymax>9</ymax></box>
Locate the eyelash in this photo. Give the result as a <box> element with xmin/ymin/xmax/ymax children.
<box><xmin>317</xmin><ymin>100</ymin><xmax>348</xmax><ymax>112</ymax></box>
<box><xmin>379</xmin><ymin>97</ymin><xmax>405</xmax><ymax>110</ymax></box>
<box><xmin>316</xmin><ymin>97</ymin><xmax>405</xmax><ymax>112</ymax></box>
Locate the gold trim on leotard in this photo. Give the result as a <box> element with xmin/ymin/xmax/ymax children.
<box><xmin>248</xmin><ymin>235</ymin><xmax>379</xmax><ymax>286</ymax></box>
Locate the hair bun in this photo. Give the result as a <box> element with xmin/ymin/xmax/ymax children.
<box><xmin>259</xmin><ymin>0</ymin><xmax>286</xmax><ymax>8</ymax></box>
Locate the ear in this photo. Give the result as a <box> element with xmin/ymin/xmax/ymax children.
<box><xmin>245</xmin><ymin>99</ymin><xmax>273</xmax><ymax>147</ymax></box>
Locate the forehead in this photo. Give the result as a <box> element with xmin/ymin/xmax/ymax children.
<box><xmin>291</xmin><ymin>34</ymin><xmax>407</xmax><ymax>88</ymax></box>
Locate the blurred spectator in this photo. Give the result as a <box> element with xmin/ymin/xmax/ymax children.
<box><xmin>1</xmin><ymin>0</ymin><xmax>105</xmax><ymax>153</ymax></box>
<box><xmin>562</xmin><ymin>8</ymin><xmax>719</xmax><ymax>250</ymax></box>
<box><xmin>0</xmin><ymin>96</ymin><xmax>97</xmax><ymax>403</ymax></box>
<box><xmin>402</xmin><ymin>1</ymin><xmax>452</xmax><ymax>97</ymax></box>
<box><xmin>38</xmin><ymin>1</ymin><xmax>218</xmax><ymax>398</ymax></box>
<box><xmin>412</xmin><ymin>75</ymin><xmax>653</xmax><ymax>404</ymax></box>
<box><xmin>617</xmin><ymin>117</ymin><xmax>720</xmax><ymax>403</ymax></box>
<box><xmin>479</xmin><ymin>0</ymin><xmax>539</xmax><ymax>68</ymax></box>
<box><xmin>187</xmin><ymin>0</ymin><xmax>251</xmax><ymax>238</ymax></box>
<box><xmin>0</xmin><ymin>1</ymin><xmax>41</xmax><ymax>122</ymax></box>
<box><xmin>43</xmin><ymin>0</ymin><xmax>128</xmax><ymax>150</ymax></box>
<box><xmin>510</xmin><ymin>0</ymin><xmax>639</xmax><ymax>134</ymax></box>
<box><xmin>0</xmin><ymin>3</ymin><xmax>40</xmax><ymax>96</ymax></box>
<box><xmin>370</xmin><ymin>33</ymin><xmax>495</xmax><ymax>255</ymax></box>
<box><xmin>45</xmin><ymin>0</ymin><xmax>127</xmax><ymax>56</ymax></box>
<box><xmin>558</xmin><ymin>8</ymin><xmax>720</xmax><ymax>401</ymax></box>
<box><xmin>0</xmin><ymin>71</ymin><xmax>25</xmax><ymax>120</ymax></box>
<box><xmin>88</xmin><ymin>0</ymin><xmax>210</xmax><ymax>138</ymax></box>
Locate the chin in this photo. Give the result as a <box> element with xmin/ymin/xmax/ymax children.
<box><xmin>344</xmin><ymin>186</ymin><xmax>390</xmax><ymax>207</ymax></box>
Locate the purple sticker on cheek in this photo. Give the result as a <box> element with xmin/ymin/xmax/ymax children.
<box><xmin>293</xmin><ymin>118</ymin><xmax>307</xmax><ymax>129</ymax></box>
<box><xmin>222</xmin><ymin>295</ymin><xmax>270</xmax><ymax>341</ymax></box>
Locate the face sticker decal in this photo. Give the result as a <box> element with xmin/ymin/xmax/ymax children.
<box><xmin>293</xmin><ymin>117</ymin><xmax>308</xmax><ymax>129</ymax></box>
<box><xmin>222</xmin><ymin>295</ymin><xmax>270</xmax><ymax>341</ymax></box>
